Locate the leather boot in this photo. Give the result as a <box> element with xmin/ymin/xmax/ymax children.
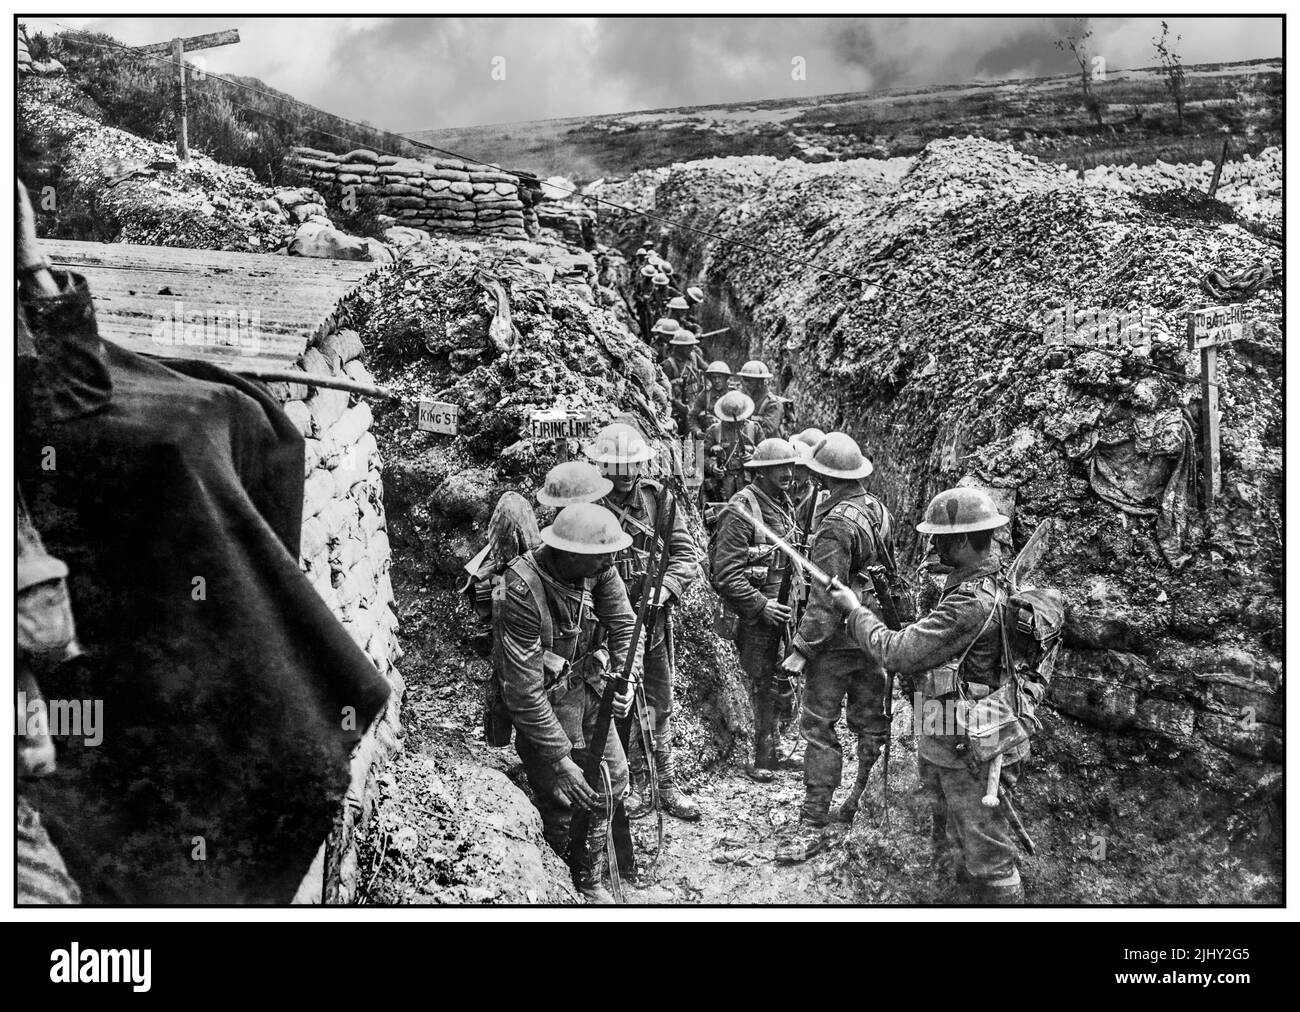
<box><xmin>776</xmin><ymin>789</ymin><xmax>830</xmax><ymax>863</ymax></box>
<box><xmin>831</xmin><ymin>757</ymin><xmax>876</xmax><ymax>823</ymax></box>
<box><xmin>655</xmin><ymin>748</ymin><xmax>700</xmax><ymax>821</ymax></box>
<box><xmin>622</xmin><ymin>765</ymin><xmax>652</xmax><ymax>820</ymax></box>
<box><xmin>974</xmin><ymin>878</ymin><xmax>1024</xmax><ymax>905</ymax></box>
<box><xmin>575</xmin><ymin>816</ymin><xmax>616</xmax><ymax>905</ymax></box>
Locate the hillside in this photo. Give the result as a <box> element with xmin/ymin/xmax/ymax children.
<box><xmin>407</xmin><ymin>58</ymin><xmax>1282</xmax><ymax>182</ymax></box>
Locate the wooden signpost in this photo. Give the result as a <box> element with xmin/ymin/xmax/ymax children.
<box><xmin>415</xmin><ymin>399</ymin><xmax>460</xmax><ymax>435</ymax></box>
<box><xmin>133</xmin><ymin>29</ymin><xmax>240</xmax><ymax>162</ymax></box>
<box><xmin>1187</xmin><ymin>304</ymin><xmax>1253</xmax><ymax>510</ymax></box>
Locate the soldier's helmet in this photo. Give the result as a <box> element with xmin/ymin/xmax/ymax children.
<box><xmin>916</xmin><ymin>487</ymin><xmax>1010</xmax><ymax>535</ymax></box>
<box><xmin>667</xmin><ymin>295</ymin><xmax>690</xmax><ymax>311</ymax></box>
<box><xmin>686</xmin><ymin>286</ymin><xmax>705</xmax><ymax>304</ymax></box>
<box><xmin>806</xmin><ymin>431</ymin><xmax>873</xmax><ymax>480</ymax></box>
<box><xmin>738</xmin><ymin>360</ymin><xmax>773</xmax><ymax>380</ymax></box>
<box><xmin>634</xmin><ymin>248</ymin><xmax>650</xmax><ymax>259</ymax></box>
<box><xmin>651</xmin><ymin>273</ymin><xmax>670</xmax><ymax>287</ymax></box>
<box><xmin>715</xmin><ymin>391</ymin><xmax>755</xmax><ymax>422</ymax></box>
<box><xmin>790</xmin><ymin>427</ymin><xmax>827</xmax><ymax>462</ymax></box>
<box><xmin>705</xmin><ymin>360</ymin><xmax>732</xmax><ymax>376</ymax></box>
<box><xmin>639</xmin><ymin>264</ymin><xmax>657</xmax><ymax>278</ymax></box>
<box><xmin>540</xmin><ymin>503</ymin><xmax>633</xmax><ymax>555</ymax></box>
<box><xmin>745</xmin><ymin>438</ymin><xmax>800</xmax><ymax>469</ymax></box>
<box><xmin>661</xmin><ymin>262</ymin><xmax>675</xmax><ymax>275</ymax></box>
<box><xmin>669</xmin><ymin>328</ymin><xmax>698</xmax><ymax>346</ymax></box>
<box><xmin>651</xmin><ymin>317</ymin><xmax>680</xmax><ymax>336</ymax></box>
<box><xmin>537</xmin><ymin>461</ymin><xmax>614</xmax><ymax>507</ymax></box>
<box><xmin>584</xmin><ymin>422</ymin><xmax>656</xmax><ymax>467</ymax></box>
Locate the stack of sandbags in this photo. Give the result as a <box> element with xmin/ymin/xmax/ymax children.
<box><xmin>277</xmin><ymin>320</ymin><xmax>407</xmax><ymax>904</ymax></box>
<box><xmin>276</xmin><ymin>325</ymin><xmax>402</xmax><ymax>678</ymax></box>
<box><xmin>284</xmin><ymin>146</ymin><xmax>528</xmax><ymax>239</ymax></box>
<box><xmin>17</xmin><ymin>28</ymin><xmax>64</xmax><ymax>77</ymax></box>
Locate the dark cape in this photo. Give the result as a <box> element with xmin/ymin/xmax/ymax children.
<box><xmin>17</xmin><ymin>274</ymin><xmax>390</xmax><ymax>903</ymax></box>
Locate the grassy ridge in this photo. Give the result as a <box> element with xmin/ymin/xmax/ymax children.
<box><xmin>408</xmin><ymin>59</ymin><xmax>1282</xmax><ymax>182</ymax></box>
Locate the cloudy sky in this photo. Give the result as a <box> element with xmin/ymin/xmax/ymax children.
<box><xmin>27</xmin><ymin>15</ymin><xmax>1282</xmax><ymax>131</ymax></box>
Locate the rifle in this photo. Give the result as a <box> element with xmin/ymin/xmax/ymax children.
<box><xmin>629</xmin><ymin>488</ymin><xmax>676</xmax><ymax>874</ymax></box>
<box><xmin>566</xmin><ymin>489</ymin><xmax>677</xmax><ymax>891</ymax></box>
<box><xmin>840</xmin><ymin>568</ymin><xmax>901</xmax><ymax>825</ymax></box>
<box><xmin>774</xmin><ymin>492</ymin><xmax>816</xmax><ymax>760</ymax></box>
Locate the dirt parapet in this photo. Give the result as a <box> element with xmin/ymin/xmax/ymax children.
<box><xmin>601</xmin><ymin>137</ymin><xmax>1282</xmax><ymax>770</ymax></box>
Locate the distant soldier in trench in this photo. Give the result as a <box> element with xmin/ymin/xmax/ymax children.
<box><xmin>634</xmin><ymin>263</ymin><xmax>657</xmax><ymax>342</ymax></box>
<box><xmin>661</xmin><ymin>327</ymin><xmax>706</xmax><ymax>436</ymax></box>
<box><xmin>585</xmin><ymin>423</ymin><xmax>703</xmax><ymax>822</ymax></box>
<box><xmin>702</xmin><ymin>391</ymin><xmax>764</xmax><ymax>515</ymax></box>
<box><xmin>685</xmin><ymin>285</ymin><xmax>706</xmax><ymax>333</ymax></box>
<box><xmin>738</xmin><ymin>360</ymin><xmax>784</xmax><ymax>439</ymax></box>
<box><xmin>710</xmin><ymin>438</ymin><xmax>802</xmax><ymax>782</ymax></box>
<box><xmin>649</xmin><ymin>316</ymin><xmax>679</xmax><ymax>363</ymax></box>
<box><xmin>777</xmin><ymin>432</ymin><xmax>898</xmax><ymax>862</ymax></box>
<box><xmin>494</xmin><ymin>502</ymin><xmax>641</xmax><ymax>904</ymax></box>
<box><xmin>689</xmin><ymin>361</ymin><xmax>733</xmax><ymax>439</ymax></box>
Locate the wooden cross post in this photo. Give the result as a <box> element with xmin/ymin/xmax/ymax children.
<box><xmin>1207</xmin><ymin>137</ymin><xmax>1231</xmax><ymax>200</ymax></box>
<box><xmin>1187</xmin><ymin>305</ymin><xmax>1252</xmax><ymax>510</ymax></box>
<box><xmin>133</xmin><ymin>29</ymin><xmax>241</xmax><ymax>162</ymax></box>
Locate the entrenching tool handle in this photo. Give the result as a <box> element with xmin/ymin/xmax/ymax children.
<box><xmin>982</xmin><ymin>754</ymin><xmax>1003</xmax><ymax>808</ymax></box>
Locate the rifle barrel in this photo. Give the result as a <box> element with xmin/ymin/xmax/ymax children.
<box><xmin>746</xmin><ymin>512</ymin><xmax>837</xmax><ymax>590</ymax></box>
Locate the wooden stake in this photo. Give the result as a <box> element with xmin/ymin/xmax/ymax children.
<box><xmin>1207</xmin><ymin>138</ymin><xmax>1230</xmax><ymax>200</ymax></box>
<box><xmin>1187</xmin><ymin>313</ymin><xmax>1224</xmax><ymax>510</ymax></box>
<box><xmin>172</xmin><ymin>37</ymin><xmax>188</xmax><ymax>162</ymax></box>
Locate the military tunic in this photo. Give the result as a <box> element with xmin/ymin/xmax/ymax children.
<box><xmin>702</xmin><ymin>419</ymin><xmax>763</xmax><ymax>505</ymax></box>
<box><xmin>791</xmin><ymin>482</ymin><xmax>898</xmax><ymax>806</ymax></box>
<box><xmin>844</xmin><ymin>551</ymin><xmax>1025</xmax><ymax>887</ymax></box>
<box><xmin>600</xmin><ymin>479</ymin><xmax>701</xmax><ymax>743</ymax></box>
<box><xmin>689</xmin><ymin>380</ymin><xmax>730</xmax><ymax>438</ymax></box>
<box><xmin>497</xmin><ymin>547</ymin><xmax>637</xmax><ymax>851</ymax></box>
<box><xmin>750</xmin><ymin>389</ymin><xmax>784</xmax><ymax>439</ymax></box>
<box><xmin>711</xmin><ymin>482</ymin><xmax>797</xmax><ymax>769</ymax></box>
<box><xmin>662</xmin><ymin>353</ymin><xmax>704</xmax><ymax>436</ymax></box>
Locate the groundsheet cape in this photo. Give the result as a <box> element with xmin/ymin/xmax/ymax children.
<box><xmin>18</xmin><ymin>276</ymin><xmax>391</xmax><ymax>903</ymax></box>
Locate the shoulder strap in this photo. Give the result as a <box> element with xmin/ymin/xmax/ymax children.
<box><xmin>737</xmin><ymin>484</ymin><xmax>762</xmax><ymax>525</ymax></box>
<box><xmin>954</xmin><ymin>577</ymin><xmax>1006</xmax><ymax>683</ymax></box>
<box><xmin>509</xmin><ymin>554</ymin><xmax>554</xmax><ymax>651</ymax></box>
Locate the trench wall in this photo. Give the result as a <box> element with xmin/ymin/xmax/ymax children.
<box><xmin>268</xmin><ymin>307</ymin><xmax>405</xmax><ymax>904</ymax></box>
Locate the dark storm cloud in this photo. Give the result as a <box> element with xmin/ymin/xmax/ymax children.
<box><xmin>29</xmin><ymin>15</ymin><xmax>1281</xmax><ymax>130</ymax></box>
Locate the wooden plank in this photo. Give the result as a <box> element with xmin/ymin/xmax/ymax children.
<box><xmin>41</xmin><ymin>239</ymin><xmax>381</xmax><ymax>370</ymax></box>
<box><xmin>134</xmin><ymin>29</ymin><xmax>240</xmax><ymax>57</ymax></box>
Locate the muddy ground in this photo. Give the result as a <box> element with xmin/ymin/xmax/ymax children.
<box><xmin>360</xmin><ymin>576</ymin><xmax>1281</xmax><ymax>905</ymax></box>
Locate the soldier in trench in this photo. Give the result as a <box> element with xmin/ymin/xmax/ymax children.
<box><xmin>777</xmin><ymin>432</ymin><xmax>898</xmax><ymax>862</ymax></box>
<box><xmin>738</xmin><ymin>360</ymin><xmax>784</xmax><ymax>439</ymax></box>
<box><xmin>689</xmin><ymin>360</ymin><xmax>733</xmax><ymax>439</ymax></box>
<box><xmin>661</xmin><ymin>328</ymin><xmax>706</xmax><ymax>437</ymax></box>
<box><xmin>702</xmin><ymin>391</ymin><xmax>764</xmax><ymax>513</ymax></box>
<box><xmin>494</xmin><ymin>502</ymin><xmax>642</xmax><ymax>904</ymax></box>
<box><xmin>710</xmin><ymin>439</ymin><xmax>803</xmax><ymax>782</ymax></box>
<box><xmin>825</xmin><ymin>487</ymin><xmax>1032</xmax><ymax>905</ymax></box>
<box><xmin>585</xmin><ymin>422</ymin><xmax>703</xmax><ymax>822</ymax></box>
